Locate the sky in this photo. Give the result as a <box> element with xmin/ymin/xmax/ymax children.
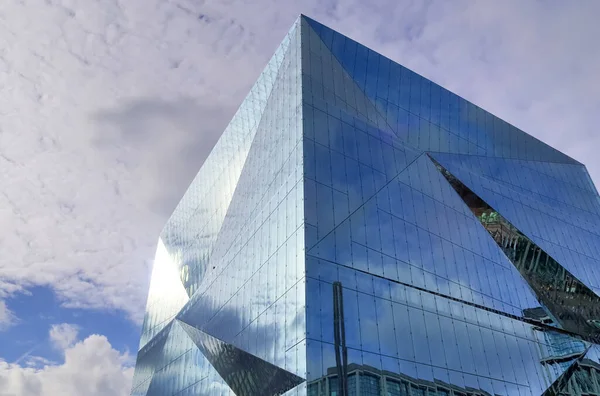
<box><xmin>0</xmin><ymin>0</ymin><xmax>598</xmax><ymax>394</ymax></box>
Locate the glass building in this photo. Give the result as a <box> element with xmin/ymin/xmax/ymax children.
<box><xmin>130</xmin><ymin>15</ymin><xmax>600</xmax><ymax>396</ymax></box>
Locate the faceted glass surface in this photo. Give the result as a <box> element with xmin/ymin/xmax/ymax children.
<box><xmin>179</xmin><ymin>321</ymin><xmax>304</xmax><ymax>396</ymax></box>
<box><xmin>432</xmin><ymin>157</ymin><xmax>600</xmax><ymax>343</ymax></box>
<box><xmin>131</xmin><ymin>14</ymin><xmax>600</xmax><ymax>396</ymax></box>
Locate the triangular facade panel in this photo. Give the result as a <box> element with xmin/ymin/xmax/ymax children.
<box><xmin>302</xmin><ymin>18</ymin><xmax>395</xmax><ymax>138</ymax></box>
<box><xmin>131</xmin><ymin>322</ymin><xmax>172</xmax><ymax>395</ymax></box>
<box><xmin>179</xmin><ymin>321</ymin><xmax>305</xmax><ymax>396</ymax></box>
<box><xmin>304</xmin><ymin>16</ymin><xmax>579</xmax><ymax>165</ymax></box>
<box><xmin>308</xmin><ymin>152</ymin><xmax>543</xmax><ymax>318</ymax></box>
<box><xmin>430</xmin><ymin>153</ymin><xmax>600</xmax><ymax>226</ymax></box>
<box><xmin>131</xmin><ymin>15</ymin><xmax>600</xmax><ymax>396</ymax></box>
<box><xmin>136</xmin><ymin>14</ymin><xmax>297</xmax><ymax>357</ymax></box>
<box><xmin>144</xmin><ymin>321</ymin><xmax>213</xmax><ymax>396</ymax></box>
<box><xmin>431</xmin><ymin>152</ymin><xmax>600</xmax><ymax>297</ymax></box>
<box><xmin>432</xmin><ymin>157</ymin><xmax>600</xmax><ymax>342</ymax></box>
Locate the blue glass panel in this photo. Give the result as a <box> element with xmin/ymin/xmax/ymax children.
<box><xmin>302</xmin><ymin>19</ymin><xmax>394</xmax><ymax>138</ymax></box>
<box><xmin>392</xmin><ymin>156</ymin><xmax>540</xmax><ymax>314</ymax></box>
<box><xmin>432</xmin><ymin>152</ymin><xmax>600</xmax><ymax>296</ymax></box>
<box><xmin>303</xmin><ymin>275</ymin><xmax>583</xmax><ymax>396</ymax></box>
<box><xmin>433</xmin><ymin>153</ymin><xmax>600</xmax><ymax>220</ymax></box>
<box><xmin>433</xmin><ymin>156</ymin><xmax>600</xmax><ymax>341</ymax></box>
<box><xmin>305</xmin><ymin>16</ymin><xmax>579</xmax><ymax>165</ymax></box>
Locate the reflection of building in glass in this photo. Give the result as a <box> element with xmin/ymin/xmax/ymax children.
<box><xmin>558</xmin><ymin>359</ymin><xmax>600</xmax><ymax>395</ymax></box>
<box><xmin>522</xmin><ymin>307</ymin><xmax>600</xmax><ymax>395</ymax></box>
<box><xmin>307</xmin><ymin>364</ymin><xmax>494</xmax><ymax>396</ymax></box>
<box><xmin>524</xmin><ymin>307</ymin><xmax>588</xmax><ymax>387</ymax></box>
<box><xmin>130</xmin><ymin>14</ymin><xmax>600</xmax><ymax>396</ymax></box>
<box><xmin>307</xmin><ymin>362</ymin><xmax>600</xmax><ymax>396</ymax></box>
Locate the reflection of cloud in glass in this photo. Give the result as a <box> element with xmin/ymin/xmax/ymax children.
<box><xmin>304</xmin><ymin>269</ymin><xmax>584</xmax><ymax>394</ymax></box>
<box><xmin>307</xmin><ymin>148</ymin><xmax>544</xmax><ymax>325</ymax></box>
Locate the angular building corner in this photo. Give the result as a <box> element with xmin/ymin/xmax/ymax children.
<box><xmin>131</xmin><ymin>14</ymin><xmax>600</xmax><ymax>396</ymax></box>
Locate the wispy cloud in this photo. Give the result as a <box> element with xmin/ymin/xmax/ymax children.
<box><xmin>0</xmin><ymin>301</ymin><xmax>17</xmax><ymax>331</ymax></box>
<box><xmin>13</xmin><ymin>344</ymin><xmax>41</xmax><ymax>365</ymax></box>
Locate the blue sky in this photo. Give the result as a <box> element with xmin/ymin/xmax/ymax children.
<box><xmin>0</xmin><ymin>0</ymin><xmax>599</xmax><ymax>394</ymax></box>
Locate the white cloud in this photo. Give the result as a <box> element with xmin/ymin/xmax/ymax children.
<box><xmin>0</xmin><ymin>0</ymin><xmax>597</xmax><ymax>329</ymax></box>
<box><xmin>0</xmin><ymin>326</ymin><xmax>133</xmax><ymax>396</ymax></box>
<box><xmin>0</xmin><ymin>301</ymin><xmax>16</xmax><ymax>331</ymax></box>
<box><xmin>49</xmin><ymin>323</ymin><xmax>79</xmax><ymax>350</ymax></box>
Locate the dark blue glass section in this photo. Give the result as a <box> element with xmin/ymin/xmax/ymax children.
<box><xmin>432</xmin><ymin>157</ymin><xmax>600</xmax><ymax>342</ymax></box>
<box><xmin>179</xmin><ymin>321</ymin><xmax>304</xmax><ymax>396</ymax></box>
<box><xmin>431</xmin><ymin>152</ymin><xmax>600</xmax><ymax>296</ymax></box>
<box><xmin>302</xmin><ymin>18</ymin><xmax>395</xmax><ymax>140</ymax></box>
<box><xmin>304</xmin><ymin>15</ymin><xmax>580</xmax><ymax>165</ymax></box>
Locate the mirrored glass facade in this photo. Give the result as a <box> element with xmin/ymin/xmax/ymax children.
<box><xmin>131</xmin><ymin>15</ymin><xmax>600</xmax><ymax>395</ymax></box>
